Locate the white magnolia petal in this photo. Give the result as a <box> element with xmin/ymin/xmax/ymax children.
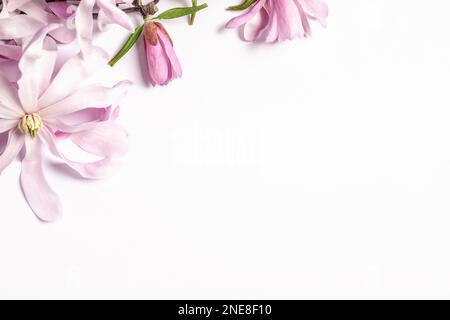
<box><xmin>40</xmin><ymin>126</ymin><xmax>123</xmax><ymax>180</ymax></box>
<box><xmin>18</xmin><ymin>26</ymin><xmax>58</xmax><ymax>112</ymax></box>
<box><xmin>39</xmin><ymin>81</ymin><xmax>130</xmax><ymax>118</ymax></box>
<box><xmin>21</xmin><ymin>137</ymin><xmax>62</xmax><ymax>222</ymax></box>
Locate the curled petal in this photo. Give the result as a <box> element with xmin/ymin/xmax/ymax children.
<box><xmin>96</xmin><ymin>0</ymin><xmax>133</xmax><ymax>31</ymax></box>
<box><xmin>255</xmin><ymin>5</ymin><xmax>278</xmax><ymax>42</ymax></box>
<box><xmin>48</xmin><ymin>107</ymin><xmax>117</xmax><ymax>138</ymax></box>
<box><xmin>46</xmin><ymin>1</ymin><xmax>77</xmax><ymax>44</ymax></box>
<box><xmin>47</xmin><ymin>2</ymin><xmax>77</xmax><ymax>20</ymax></box>
<box><xmin>21</xmin><ymin>137</ymin><xmax>62</xmax><ymax>222</ymax></box>
<box><xmin>60</xmin><ymin>107</ymin><xmax>114</xmax><ymax>125</ymax></box>
<box><xmin>40</xmin><ymin>126</ymin><xmax>126</xmax><ymax>180</ymax></box>
<box><xmin>96</xmin><ymin>9</ymin><xmax>111</xmax><ymax>31</ymax></box>
<box><xmin>45</xmin><ymin>115</ymin><xmax>108</xmax><ymax>133</ymax></box>
<box><xmin>70</xmin><ymin>122</ymin><xmax>128</xmax><ymax>157</ymax></box>
<box><xmin>226</xmin><ymin>0</ymin><xmax>266</xmax><ymax>29</ymax></box>
<box><xmin>75</xmin><ymin>0</ymin><xmax>106</xmax><ymax>59</ymax></box>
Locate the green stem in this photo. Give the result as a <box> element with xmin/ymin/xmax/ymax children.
<box><xmin>189</xmin><ymin>0</ymin><xmax>198</xmax><ymax>25</ymax></box>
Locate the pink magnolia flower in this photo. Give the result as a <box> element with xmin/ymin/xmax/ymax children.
<box><xmin>226</xmin><ymin>0</ymin><xmax>329</xmax><ymax>43</ymax></box>
<box><xmin>0</xmin><ymin>28</ymin><xmax>129</xmax><ymax>221</ymax></box>
<box><xmin>143</xmin><ymin>21</ymin><xmax>182</xmax><ymax>86</ymax></box>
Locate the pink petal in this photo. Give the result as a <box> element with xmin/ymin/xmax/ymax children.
<box><xmin>75</xmin><ymin>0</ymin><xmax>102</xmax><ymax>58</ymax></box>
<box><xmin>0</xmin><ymin>15</ymin><xmax>46</xmax><ymax>39</ymax></box>
<box><xmin>0</xmin><ymin>119</ymin><xmax>18</xmax><ymax>133</ymax></box>
<box><xmin>0</xmin><ymin>129</ymin><xmax>24</xmax><ymax>175</ymax></box>
<box><xmin>45</xmin><ymin>116</ymin><xmax>107</xmax><ymax>133</ymax></box>
<box><xmin>256</xmin><ymin>3</ymin><xmax>279</xmax><ymax>42</ymax></box>
<box><xmin>242</xmin><ymin>6</ymin><xmax>269</xmax><ymax>42</ymax></box>
<box><xmin>6</xmin><ymin>0</ymin><xmax>32</xmax><ymax>11</ymax></box>
<box><xmin>49</xmin><ymin>26</ymin><xmax>76</xmax><ymax>44</ymax></box>
<box><xmin>60</xmin><ymin>107</ymin><xmax>113</xmax><ymax>124</ymax></box>
<box><xmin>70</xmin><ymin>122</ymin><xmax>128</xmax><ymax>157</ymax></box>
<box><xmin>49</xmin><ymin>107</ymin><xmax>116</xmax><ymax>136</ymax></box>
<box><xmin>296</xmin><ymin>2</ymin><xmax>311</xmax><ymax>37</ymax></box>
<box><xmin>226</xmin><ymin>0</ymin><xmax>266</xmax><ymax>29</ymax></box>
<box><xmin>158</xmin><ymin>28</ymin><xmax>182</xmax><ymax>80</ymax></box>
<box><xmin>144</xmin><ymin>36</ymin><xmax>169</xmax><ymax>86</ymax></box>
<box><xmin>38</xmin><ymin>56</ymin><xmax>90</xmax><ymax>108</ymax></box>
<box><xmin>0</xmin><ymin>132</ymin><xmax>8</xmax><ymax>153</ymax></box>
<box><xmin>47</xmin><ymin>2</ymin><xmax>76</xmax><ymax>20</ymax></box>
<box><xmin>40</xmin><ymin>126</ymin><xmax>125</xmax><ymax>179</ymax></box>
<box><xmin>45</xmin><ymin>2</ymin><xmax>77</xmax><ymax>43</ymax></box>
<box><xmin>21</xmin><ymin>137</ymin><xmax>62</xmax><ymax>222</ymax></box>
<box><xmin>20</xmin><ymin>0</ymin><xmax>59</xmax><ymax>24</ymax></box>
<box><xmin>0</xmin><ymin>43</ymin><xmax>22</xmax><ymax>61</ymax></box>
<box><xmin>18</xmin><ymin>27</ymin><xmax>58</xmax><ymax>113</ymax></box>
<box><xmin>96</xmin><ymin>9</ymin><xmax>111</xmax><ymax>31</ymax></box>
<box><xmin>96</xmin><ymin>0</ymin><xmax>133</xmax><ymax>31</ymax></box>
<box><xmin>299</xmin><ymin>0</ymin><xmax>329</xmax><ymax>19</ymax></box>
<box><xmin>39</xmin><ymin>81</ymin><xmax>130</xmax><ymax>118</ymax></box>
<box><xmin>274</xmin><ymin>0</ymin><xmax>304</xmax><ymax>41</ymax></box>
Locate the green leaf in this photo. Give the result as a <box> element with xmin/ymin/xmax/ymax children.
<box><xmin>108</xmin><ymin>25</ymin><xmax>144</xmax><ymax>67</ymax></box>
<box><xmin>228</xmin><ymin>0</ymin><xmax>257</xmax><ymax>11</ymax></box>
<box><xmin>154</xmin><ymin>3</ymin><xmax>208</xmax><ymax>20</ymax></box>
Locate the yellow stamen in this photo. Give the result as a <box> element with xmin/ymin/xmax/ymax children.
<box><xmin>18</xmin><ymin>113</ymin><xmax>43</xmax><ymax>139</ymax></box>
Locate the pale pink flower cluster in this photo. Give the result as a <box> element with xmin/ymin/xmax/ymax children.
<box><xmin>226</xmin><ymin>0</ymin><xmax>329</xmax><ymax>43</ymax></box>
<box><xmin>0</xmin><ymin>1</ymin><xmax>132</xmax><ymax>221</ymax></box>
<box><xmin>0</xmin><ymin>0</ymin><xmax>329</xmax><ymax>221</ymax></box>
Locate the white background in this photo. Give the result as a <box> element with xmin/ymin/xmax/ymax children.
<box><xmin>2</xmin><ymin>0</ymin><xmax>450</xmax><ymax>299</ymax></box>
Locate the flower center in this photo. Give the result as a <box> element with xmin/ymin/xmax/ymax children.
<box><xmin>18</xmin><ymin>113</ymin><xmax>43</xmax><ymax>139</ymax></box>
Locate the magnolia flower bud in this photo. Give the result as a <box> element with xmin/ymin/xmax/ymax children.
<box><xmin>18</xmin><ymin>113</ymin><xmax>43</xmax><ymax>139</ymax></box>
<box><xmin>142</xmin><ymin>21</ymin><xmax>181</xmax><ymax>86</ymax></box>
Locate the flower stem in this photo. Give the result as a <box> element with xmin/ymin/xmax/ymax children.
<box><xmin>189</xmin><ymin>0</ymin><xmax>198</xmax><ymax>25</ymax></box>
